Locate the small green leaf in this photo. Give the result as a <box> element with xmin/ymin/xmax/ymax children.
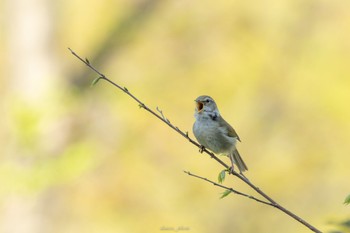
<box><xmin>344</xmin><ymin>194</ymin><xmax>350</xmax><ymax>205</ymax></box>
<box><xmin>218</xmin><ymin>170</ymin><xmax>226</xmax><ymax>183</ymax></box>
<box><xmin>91</xmin><ymin>77</ymin><xmax>100</xmax><ymax>86</ymax></box>
<box><xmin>85</xmin><ymin>58</ymin><xmax>90</xmax><ymax>64</ymax></box>
<box><xmin>220</xmin><ymin>190</ymin><xmax>232</xmax><ymax>199</ymax></box>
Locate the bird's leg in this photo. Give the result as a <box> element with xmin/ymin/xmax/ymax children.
<box><xmin>199</xmin><ymin>145</ymin><xmax>205</xmax><ymax>153</ymax></box>
<box><xmin>228</xmin><ymin>153</ymin><xmax>235</xmax><ymax>174</ymax></box>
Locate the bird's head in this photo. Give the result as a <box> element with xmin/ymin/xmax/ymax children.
<box><xmin>195</xmin><ymin>95</ymin><xmax>219</xmax><ymax>114</ymax></box>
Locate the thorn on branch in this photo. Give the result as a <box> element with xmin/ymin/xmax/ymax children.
<box><xmin>124</xmin><ymin>87</ymin><xmax>128</xmax><ymax>92</ymax></box>
<box><xmin>156</xmin><ymin>106</ymin><xmax>169</xmax><ymax>122</ymax></box>
<box><xmin>85</xmin><ymin>58</ymin><xmax>90</xmax><ymax>64</ymax></box>
<box><xmin>156</xmin><ymin>106</ymin><xmax>164</xmax><ymax>116</ymax></box>
<box><xmin>139</xmin><ymin>103</ymin><xmax>145</xmax><ymax>109</ymax></box>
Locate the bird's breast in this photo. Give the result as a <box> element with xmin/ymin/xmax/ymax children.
<box><xmin>193</xmin><ymin>118</ymin><xmax>236</xmax><ymax>154</ymax></box>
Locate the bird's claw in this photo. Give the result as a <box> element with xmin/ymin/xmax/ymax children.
<box><xmin>199</xmin><ymin>145</ymin><xmax>205</xmax><ymax>153</ymax></box>
<box><xmin>228</xmin><ymin>166</ymin><xmax>235</xmax><ymax>174</ymax></box>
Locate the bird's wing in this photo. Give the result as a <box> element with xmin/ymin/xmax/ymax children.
<box><xmin>218</xmin><ymin>115</ymin><xmax>241</xmax><ymax>142</ymax></box>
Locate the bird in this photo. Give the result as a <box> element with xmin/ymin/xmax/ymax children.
<box><xmin>192</xmin><ymin>95</ymin><xmax>248</xmax><ymax>173</ymax></box>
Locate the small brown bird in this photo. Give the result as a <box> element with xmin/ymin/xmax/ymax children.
<box><xmin>192</xmin><ymin>95</ymin><xmax>248</xmax><ymax>173</ymax></box>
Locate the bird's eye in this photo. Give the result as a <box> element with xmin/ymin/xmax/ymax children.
<box><xmin>205</xmin><ymin>99</ymin><xmax>211</xmax><ymax>103</ymax></box>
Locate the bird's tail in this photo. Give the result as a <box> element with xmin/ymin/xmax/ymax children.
<box><xmin>230</xmin><ymin>149</ymin><xmax>248</xmax><ymax>173</ymax></box>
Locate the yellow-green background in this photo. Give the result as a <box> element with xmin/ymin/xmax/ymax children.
<box><xmin>1</xmin><ymin>0</ymin><xmax>349</xmax><ymax>232</ymax></box>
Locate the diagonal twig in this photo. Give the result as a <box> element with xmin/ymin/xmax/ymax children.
<box><xmin>184</xmin><ymin>171</ymin><xmax>274</xmax><ymax>206</ymax></box>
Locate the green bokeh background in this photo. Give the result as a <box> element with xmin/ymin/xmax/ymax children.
<box><xmin>1</xmin><ymin>0</ymin><xmax>349</xmax><ymax>232</ymax></box>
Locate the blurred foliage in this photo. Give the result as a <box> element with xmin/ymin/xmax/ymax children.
<box><xmin>328</xmin><ymin>219</ymin><xmax>350</xmax><ymax>233</ymax></box>
<box><xmin>345</xmin><ymin>194</ymin><xmax>350</xmax><ymax>205</ymax></box>
<box><xmin>1</xmin><ymin>0</ymin><xmax>350</xmax><ymax>232</ymax></box>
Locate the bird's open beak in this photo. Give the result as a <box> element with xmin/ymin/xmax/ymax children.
<box><xmin>195</xmin><ymin>101</ymin><xmax>204</xmax><ymax>113</ymax></box>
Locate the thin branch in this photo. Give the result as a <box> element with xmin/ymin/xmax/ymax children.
<box><xmin>184</xmin><ymin>171</ymin><xmax>274</xmax><ymax>206</ymax></box>
<box><xmin>68</xmin><ymin>48</ymin><xmax>322</xmax><ymax>233</ymax></box>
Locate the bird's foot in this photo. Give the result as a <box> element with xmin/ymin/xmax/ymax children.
<box><xmin>228</xmin><ymin>166</ymin><xmax>235</xmax><ymax>174</ymax></box>
<box><xmin>199</xmin><ymin>145</ymin><xmax>205</xmax><ymax>153</ymax></box>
